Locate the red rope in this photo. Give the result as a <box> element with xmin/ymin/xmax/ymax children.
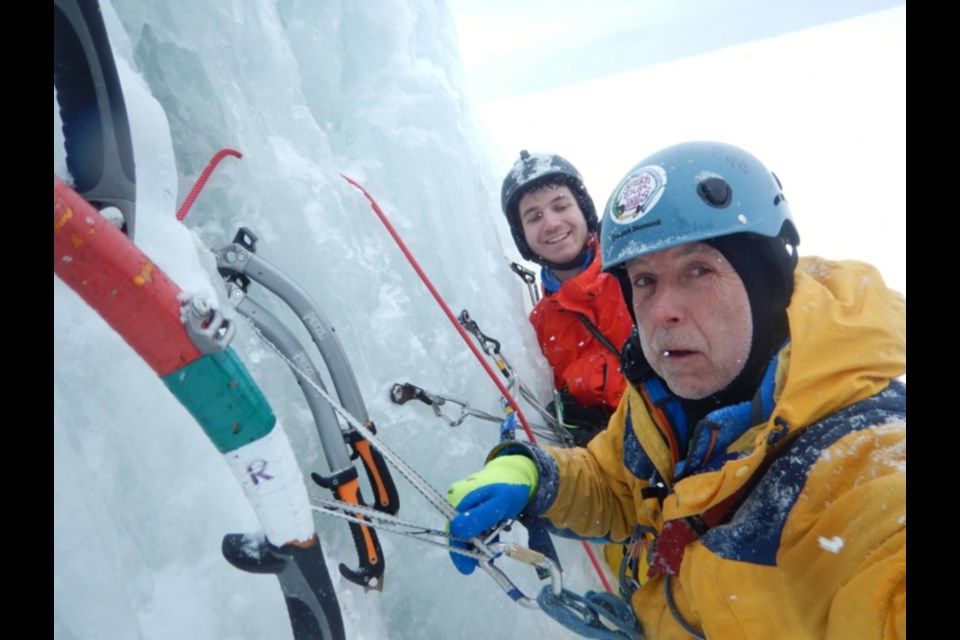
<box><xmin>342</xmin><ymin>174</ymin><xmax>537</xmax><ymax>441</ymax></box>
<box><xmin>176</xmin><ymin>148</ymin><xmax>243</xmax><ymax>221</ymax></box>
<box><xmin>342</xmin><ymin>174</ymin><xmax>614</xmax><ymax>593</ymax></box>
<box><xmin>582</xmin><ymin>545</ymin><xmax>613</xmax><ymax>592</ymax></box>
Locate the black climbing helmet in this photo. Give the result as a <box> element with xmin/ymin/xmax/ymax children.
<box><xmin>501</xmin><ymin>150</ymin><xmax>599</xmax><ymax>264</ymax></box>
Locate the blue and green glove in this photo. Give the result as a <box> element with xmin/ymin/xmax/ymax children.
<box><xmin>445</xmin><ymin>454</ymin><xmax>539</xmax><ymax>575</ymax></box>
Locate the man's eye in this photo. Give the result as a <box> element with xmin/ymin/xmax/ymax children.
<box><xmin>632</xmin><ymin>275</ymin><xmax>654</xmax><ymax>288</ymax></box>
<box><xmin>690</xmin><ymin>265</ymin><xmax>712</xmax><ymax>277</ymax></box>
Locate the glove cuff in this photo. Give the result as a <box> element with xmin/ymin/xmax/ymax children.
<box><xmin>487</xmin><ymin>443</ymin><xmax>560</xmax><ymax>517</ymax></box>
<box><xmin>483</xmin><ymin>455</ymin><xmax>538</xmax><ymax>500</ymax></box>
<box><xmin>446</xmin><ymin>454</ymin><xmax>539</xmax><ymax>510</ymax></box>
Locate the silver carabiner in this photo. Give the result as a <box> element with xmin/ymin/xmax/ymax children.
<box><xmin>475</xmin><ymin>540</ymin><xmax>563</xmax><ymax>609</ymax></box>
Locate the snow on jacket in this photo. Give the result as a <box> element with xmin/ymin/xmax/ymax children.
<box><xmin>508</xmin><ymin>257</ymin><xmax>907</xmax><ymax>639</ymax></box>
<box><xmin>529</xmin><ymin>252</ymin><xmax>634</xmax><ymax>412</ymax></box>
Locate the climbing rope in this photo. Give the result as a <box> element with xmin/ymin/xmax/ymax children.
<box><xmin>537</xmin><ymin>587</ymin><xmax>643</xmax><ymax>640</ymax></box>
<box><xmin>176</xmin><ymin>148</ymin><xmax>242</xmax><ymax>221</ymax></box>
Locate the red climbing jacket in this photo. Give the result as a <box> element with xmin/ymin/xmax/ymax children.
<box><xmin>529</xmin><ymin>251</ymin><xmax>634</xmax><ymax>413</ymax></box>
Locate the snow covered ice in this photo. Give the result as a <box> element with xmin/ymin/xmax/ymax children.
<box><xmin>54</xmin><ymin>1</ymin><xmax>905</xmax><ymax>638</ymax></box>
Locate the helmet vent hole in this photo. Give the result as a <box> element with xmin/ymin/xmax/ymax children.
<box><xmin>697</xmin><ymin>177</ymin><xmax>732</xmax><ymax>208</ymax></box>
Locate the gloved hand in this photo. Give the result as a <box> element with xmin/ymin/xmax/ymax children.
<box><xmin>445</xmin><ymin>454</ymin><xmax>539</xmax><ymax>575</ymax></box>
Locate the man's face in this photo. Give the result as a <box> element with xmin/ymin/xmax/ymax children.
<box><xmin>625</xmin><ymin>242</ymin><xmax>752</xmax><ymax>399</ymax></box>
<box><xmin>519</xmin><ymin>184</ymin><xmax>588</xmax><ymax>266</ymax></box>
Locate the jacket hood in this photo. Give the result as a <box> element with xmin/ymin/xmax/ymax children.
<box><xmin>775</xmin><ymin>256</ymin><xmax>906</xmax><ymax>429</ymax></box>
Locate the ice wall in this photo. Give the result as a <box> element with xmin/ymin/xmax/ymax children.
<box><xmin>54</xmin><ymin>2</ymin><xmax>573</xmax><ymax>638</ymax></box>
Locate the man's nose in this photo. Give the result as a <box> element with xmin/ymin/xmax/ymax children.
<box><xmin>648</xmin><ymin>284</ymin><xmax>685</xmax><ymax>325</ymax></box>
<box><xmin>542</xmin><ymin>210</ymin><xmax>563</xmax><ymax>228</ymax></box>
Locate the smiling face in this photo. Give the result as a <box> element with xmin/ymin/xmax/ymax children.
<box><xmin>625</xmin><ymin>242</ymin><xmax>752</xmax><ymax>399</ymax></box>
<box><xmin>518</xmin><ymin>184</ymin><xmax>589</xmax><ymax>277</ymax></box>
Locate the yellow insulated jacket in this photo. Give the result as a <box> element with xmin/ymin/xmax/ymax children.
<box><xmin>516</xmin><ymin>257</ymin><xmax>906</xmax><ymax>639</ymax></box>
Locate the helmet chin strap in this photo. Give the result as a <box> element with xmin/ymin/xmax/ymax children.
<box><xmin>533</xmin><ymin>232</ymin><xmax>597</xmax><ymax>272</ymax></box>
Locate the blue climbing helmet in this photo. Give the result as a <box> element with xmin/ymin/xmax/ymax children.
<box><xmin>600</xmin><ymin>141</ymin><xmax>799</xmax><ymax>273</ymax></box>
<box><xmin>603</xmin><ymin>142</ymin><xmax>802</xmax><ymax>399</ymax></box>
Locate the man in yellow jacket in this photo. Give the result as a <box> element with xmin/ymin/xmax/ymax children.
<box><xmin>447</xmin><ymin>141</ymin><xmax>906</xmax><ymax>639</ymax></box>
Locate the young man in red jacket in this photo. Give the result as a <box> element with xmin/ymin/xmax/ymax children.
<box><xmin>501</xmin><ymin>151</ymin><xmax>634</xmax><ymax>445</ymax></box>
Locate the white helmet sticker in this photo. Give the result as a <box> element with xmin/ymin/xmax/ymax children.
<box><xmin>609</xmin><ymin>165</ymin><xmax>667</xmax><ymax>225</ymax></box>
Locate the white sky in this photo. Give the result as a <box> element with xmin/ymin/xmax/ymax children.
<box><xmin>449</xmin><ymin>2</ymin><xmax>906</xmax><ymax>295</ymax></box>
